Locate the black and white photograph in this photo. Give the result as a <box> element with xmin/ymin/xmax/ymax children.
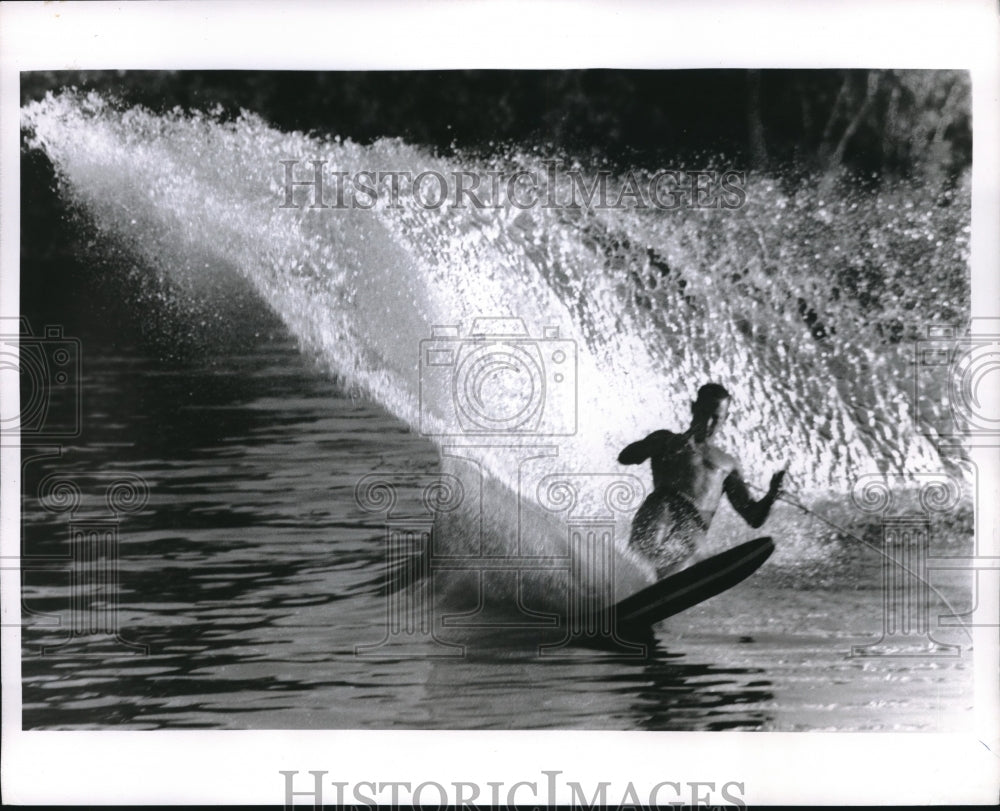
<box><xmin>2</xmin><ymin>1</ymin><xmax>998</xmax><ymax>806</ymax></box>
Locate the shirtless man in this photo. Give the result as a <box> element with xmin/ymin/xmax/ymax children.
<box><xmin>617</xmin><ymin>383</ymin><xmax>785</xmax><ymax>577</ymax></box>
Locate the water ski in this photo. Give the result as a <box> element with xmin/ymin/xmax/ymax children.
<box><xmin>611</xmin><ymin>536</ymin><xmax>774</xmax><ymax>629</ymax></box>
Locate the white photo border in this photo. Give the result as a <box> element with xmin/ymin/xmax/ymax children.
<box><xmin>2</xmin><ymin>0</ymin><xmax>998</xmax><ymax>805</ymax></box>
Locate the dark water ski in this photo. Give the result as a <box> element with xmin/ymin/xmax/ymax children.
<box><xmin>611</xmin><ymin>536</ymin><xmax>774</xmax><ymax>629</ymax></box>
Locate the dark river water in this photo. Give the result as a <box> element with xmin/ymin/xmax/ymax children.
<box><xmin>19</xmin><ymin>309</ymin><xmax>974</xmax><ymax>732</ymax></box>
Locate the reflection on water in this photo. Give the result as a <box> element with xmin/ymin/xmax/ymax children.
<box><xmin>20</xmin><ymin>324</ymin><xmax>971</xmax><ymax>731</ymax></box>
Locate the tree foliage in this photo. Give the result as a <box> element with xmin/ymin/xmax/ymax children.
<box><xmin>21</xmin><ymin>69</ymin><xmax>970</xmax><ymax>183</ymax></box>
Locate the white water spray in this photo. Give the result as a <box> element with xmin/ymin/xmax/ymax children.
<box><xmin>22</xmin><ymin>92</ymin><xmax>969</xmax><ymax>587</ymax></box>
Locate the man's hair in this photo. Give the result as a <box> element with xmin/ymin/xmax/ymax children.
<box><xmin>695</xmin><ymin>382</ymin><xmax>731</xmax><ymax>408</ymax></box>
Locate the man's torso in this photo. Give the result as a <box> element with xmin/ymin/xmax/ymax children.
<box><xmin>648</xmin><ymin>431</ymin><xmax>736</xmax><ymax>525</ymax></box>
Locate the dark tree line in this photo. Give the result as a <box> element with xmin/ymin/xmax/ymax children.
<box><xmin>22</xmin><ymin>69</ymin><xmax>970</xmax><ymax>182</ymax></box>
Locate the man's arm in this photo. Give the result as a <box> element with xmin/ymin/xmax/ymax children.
<box><xmin>723</xmin><ymin>466</ymin><xmax>786</xmax><ymax>528</ymax></box>
<box><xmin>617</xmin><ymin>430</ymin><xmax>672</xmax><ymax>465</ymax></box>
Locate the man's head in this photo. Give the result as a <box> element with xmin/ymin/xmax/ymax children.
<box><xmin>690</xmin><ymin>382</ymin><xmax>731</xmax><ymax>440</ymax></box>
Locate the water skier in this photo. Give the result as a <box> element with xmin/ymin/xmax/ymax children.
<box><xmin>617</xmin><ymin>383</ymin><xmax>786</xmax><ymax>577</ymax></box>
